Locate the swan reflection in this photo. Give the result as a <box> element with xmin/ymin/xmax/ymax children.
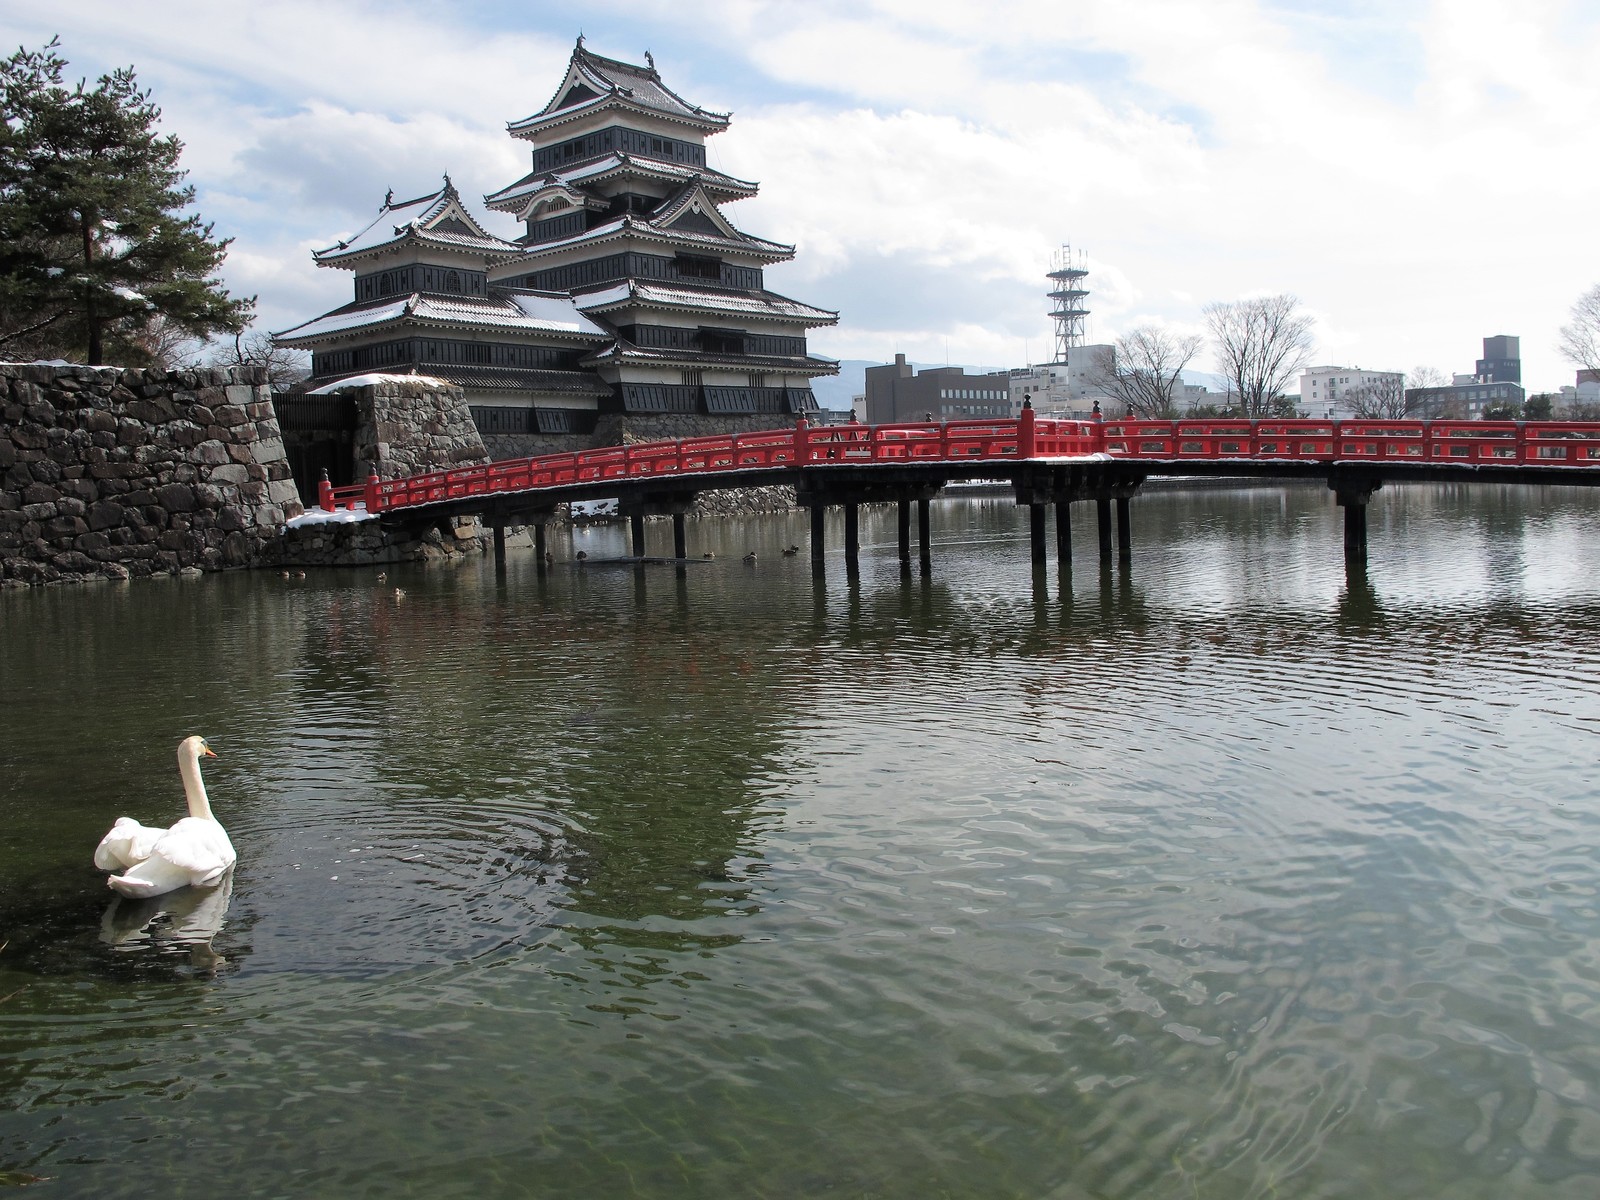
<box><xmin>99</xmin><ymin>868</ymin><xmax>233</xmax><ymax>973</ymax></box>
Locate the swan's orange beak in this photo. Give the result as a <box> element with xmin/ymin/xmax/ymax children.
<box><xmin>203</xmin><ymin>746</ymin><xmax>217</xmax><ymax>758</ymax></box>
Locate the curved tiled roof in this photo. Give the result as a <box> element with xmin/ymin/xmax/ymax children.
<box><xmin>484</xmin><ymin>154</ymin><xmax>757</xmax><ymax>213</ymax></box>
<box><xmin>509</xmin><ymin>40</ymin><xmax>729</xmax><ymax>138</ymax></box>
<box><xmin>314</xmin><ymin>179</ymin><xmax>520</xmax><ymax>266</ymax></box>
<box><xmin>573</xmin><ymin>280</ymin><xmax>837</xmax><ymax>327</ymax></box>
<box><xmin>274</xmin><ymin>290</ymin><xmax>612</xmax><ymax>346</ymax></box>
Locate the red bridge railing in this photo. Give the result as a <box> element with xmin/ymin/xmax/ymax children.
<box><xmin>316</xmin><ymin>413</ymin><xmax>1600</xmax><ymax>516</ymax></box>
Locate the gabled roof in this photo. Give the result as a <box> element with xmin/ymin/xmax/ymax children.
<box><xmin>573</xmin><ymin>280</ymin><xmax>838</xmax><ymax>328</ymax></box>
<box><xmin>508</xmin><ymin>39</ymin><xmax>729</xmax><ymax>141</ymax></box>
<box><xmin>484</xmin><ymin>153</ymin><xmax>758</xmax><ymax>215</ymax></box>
<box><xmin>313</xmin><ymin>178</ymin><xmax>521</xmax><ymax>269</ymax></box>
<box><xmin>515</xmin><ymin>181</ymin><xmax>795</xmax><ymax>263</ymax></box>
<box><xmin>273</xmin><ymin>289</ymin><xmax>613</xmax><ymax>347</ymax></box>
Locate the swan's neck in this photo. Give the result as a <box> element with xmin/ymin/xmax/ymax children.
<box><xmin>179</xmin><ymin>750</ymin><xmax>214</xmax><ymax>821</ymax></box>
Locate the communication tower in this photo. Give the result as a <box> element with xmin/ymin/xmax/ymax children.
<box><xmin>1047</xmin><ymin>245</ymin><xmax>1090</xmax><ymax>364</ymax></box>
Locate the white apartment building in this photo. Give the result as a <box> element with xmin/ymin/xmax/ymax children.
<box><xmin>1008</xmin><ymin>344</ymin><xmax>1117</xmax><ymax>416</ymax></box>
<box><xmin>1299</xmin><ymin>365</ymin><xmax>1405</xmax><ymax>419</ymax></box>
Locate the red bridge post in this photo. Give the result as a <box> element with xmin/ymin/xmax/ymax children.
<box><xmin>1018</xmin><ymin>404</ymin><xmax>1036</xmax><ymax>459</ymax></box>
<box><xmin>795</xmin><ymin>417</ymin><xmax>809</xmax><ymax>464</ymax></box>
<box><xmin>318</xmin><ymin>471</ymin><xmax>334</xmax><ymax>512</ymax></box>
<box><xmin>364</xmin><ymin>475</ymin><xmax>382</xmax><ymax>513</ymax></box>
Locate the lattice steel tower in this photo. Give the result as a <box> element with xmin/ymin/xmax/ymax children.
<box><xmin>1047</xmin><ymin>245</ymin><xmax>1090</xmax><ymax>363</ymax></box>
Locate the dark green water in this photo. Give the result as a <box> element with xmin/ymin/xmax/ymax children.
<box><xmin>3</xmin><ymin>483</ymin><xmax>1600</xmax><ymax>1198</ymax></box>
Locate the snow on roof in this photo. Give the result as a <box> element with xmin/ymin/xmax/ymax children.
<box><xmin>315</xmin><ymin>181</ymin><xmax>519</xmax><ymax>263</ymax></box>
<box><xmin>573</xmin><ymin>281</ymin><xmax>837</xmax><ymax>325</ymax></box>
<box><xmin>485</xmin><ymin>155</ymin><xmax>757</xmax><ymax>211</ymax></box>
<box><xmin>519</xmin><ymin>213</ymin><xmax>793</xmax><ymax>261</ymax></box>
<box><xmin>274</xmin><ymin>292</ymin><xmax>612</xmax><ymax>345</ymax></box>
<box><xmin>306</xmin><ymin>372</ymin><xmax>453</xmax><ymax>394</ymax></box>
<box><xmin>510</xmin><ymin>41</ymin><xmax>729</xmax><ymax>136</ymax></box>
<box><xmin>502</xmin><ymin>290</ymin><xmax>612</xmax><ymax>335</ymax></box>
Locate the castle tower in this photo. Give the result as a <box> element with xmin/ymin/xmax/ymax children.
<box><xmin>484</xmin><ymin>39</ymin><xmax>838</xmax><ymax>421</ymax></box>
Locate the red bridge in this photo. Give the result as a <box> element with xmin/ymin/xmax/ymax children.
<box><xmin>317</xmin><ymin>410</ymin><xmax>1600</xmax><ymax>570</ymax></box>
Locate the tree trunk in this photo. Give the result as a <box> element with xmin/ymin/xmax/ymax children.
<box><xmin>82</xmin><ymin>213</ymin><xmax>101</xmax><ymax>365</ymax></box>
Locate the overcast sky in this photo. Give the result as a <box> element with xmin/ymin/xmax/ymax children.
<box><xmin>3</xmin><ymin>0</ymin><xmax>1595</xmax><ymax>390</ymax></box>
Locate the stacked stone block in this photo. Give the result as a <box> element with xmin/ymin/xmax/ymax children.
<box><xmin>0</xmin><ymin>363</ymin><xmax>301</xmax><ymax>587</ymax></box>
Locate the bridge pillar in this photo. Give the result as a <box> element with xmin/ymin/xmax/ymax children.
<box><xmin>492</xmin><ymin>517</ymin><xmax>506</xmax><ymax>567</ymax></box>
<box><xmin>534</xmin><ymin>522</ymin><xmax>548</xmax><ymax>571</ymax></box>
<box><xmin>1331</xmin><ymin>474</ymin><xmax>1383</xmax><ymax>566</ymax></box>
<box><xmin>918</xmin><ymin>498</ymin><xmax>932</xmax><ymax>572</ymax></box>
<box><xmin>845</xmin><ymin>503</ymin><xmax>860</xmax><ymax>575</ymax></box>
<box><xmin>630</xmin><ymin>512</ymin><xmax>646</xmax><ymax>558</ymax></box>
<box><xmin>1096</xmin><ymin>496</ymin><xmax>1113</xmax><ymax>562</ymax></box>
<box><xmin>811</xmin><ymin>505</ymin><xmax>825</xmax><ymax>574</ymax></box>
<box><xmin>1116</xmin><ymin>496</ymin><xmax>1132</xmax><ymax>562</ymax></box>
<box><xmin>1029</xmin><ymin>504</ymin><xmax>1047</xmax><ymax>567</ymax></box>
<box><xmin>672</xmin><ymin>512</ymin><xmax>687</xmax><ymax>561</ymax></box>
<box><xmin>1055</xmin><ymin>501</ymin><xmax>1072</xmax><ymax>566</ymax></box>
<box><xmin>897</xmin><ymin>501</ymin><xmax>911</xmax><ymax>564</ymax></box>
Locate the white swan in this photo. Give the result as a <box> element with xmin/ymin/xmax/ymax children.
<box><xmin>94</xmin><ymin>736</ymin><xmax>237</xmax><ymax>898</ymax></box>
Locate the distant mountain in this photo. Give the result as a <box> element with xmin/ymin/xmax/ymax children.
<box><xmin>811</xmin><ymin>360</ymin><xmax>871</xmax><ymax>411</ymax></box>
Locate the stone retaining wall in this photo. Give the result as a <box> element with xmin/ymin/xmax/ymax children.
<box><xmin>0</xmin><ymin>363</ymin><xmax>301</xmax><ymax>587</ymax></box>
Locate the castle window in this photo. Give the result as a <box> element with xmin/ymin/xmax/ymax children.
<box><xmin>446</xmin><ymin>271</ymin><xmax>461</xmax><ymax>293</ymax></box>
<box><xmin>676</xmin><ymin>254</ymin><xmax>721</xmax><ymax>281</ymax></box>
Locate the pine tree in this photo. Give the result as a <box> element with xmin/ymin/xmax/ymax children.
<box><xmin>0</xmin><ymin>38</ymin><xmax>252</xmax><ymax>365</ymax></box>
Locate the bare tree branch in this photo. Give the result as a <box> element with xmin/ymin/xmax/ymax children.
<box><xmin>1346</xmin><ymin>375</ymin><xmax>1409</xmax><ymax>418</ymax></box>
<box><xmin>1089</xmin><ymin>327</ymin><xmax>1203</xmax><ymax>418</ymax></box>
<box><xmin>1558</xmin><ymin>284</ymin><xmax>1600</xmax><ymax>375</ymax></box>
<box><xmin>1203</xmin><ymin>294</ymin><xmax>1316</xmax><ymax>418</ymax></box>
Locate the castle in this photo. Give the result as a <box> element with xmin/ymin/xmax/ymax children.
<box><xmin>275</xmin><ymin>38</ymin><xmax>838</xmax><ymax>464</ymax></box>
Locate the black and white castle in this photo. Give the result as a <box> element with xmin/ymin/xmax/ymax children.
<box><xmin>275</xmin><ymin>38</ymin><xmax>838</xmax><ymax>458</ymax></box>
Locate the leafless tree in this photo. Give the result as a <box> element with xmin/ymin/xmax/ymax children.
<box><xmin>1203</xmin><ymin>293</ymin><xmax>1316</xmax><ymax>418</ymax></box>
<box><xmin>207</xmin><ymin>328</ymin><xmax>310</xmax><ymax>392</ymax></box>
<box><xmin>1403</xmin><ymin>365</ymin><xmax>1455</xmax><ymax>418</ymax></box>
<box><xmin>1089</xmin><ymin>327</ymin><xmax>1204</xmax><ymax>418</ymax></box>
<box><xmin>1346</xmin><ymin>375</ymin><xmax>1410</xmax><ymax>418</ymax></box>
<box><xmin>1558</xmin><ymin>284</ymin><xmax>1600</xmax><ymax>375</ymax></box>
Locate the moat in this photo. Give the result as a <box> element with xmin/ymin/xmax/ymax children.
<box><xmin>3</xmin><ymin>484</ymin><xmax>1600</xmax><ymax>1198</ymax></box>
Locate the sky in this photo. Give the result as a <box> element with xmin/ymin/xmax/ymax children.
<box><xmin>3</xmin><ymin>0</ymin><xmax>1596</xmax><ymax>392</ymax></box>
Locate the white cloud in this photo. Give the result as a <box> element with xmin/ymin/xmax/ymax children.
<box><xmin>2</xmin><ymin>0</ymin><xmax>1595</xmax><ymax>388</ymax></box>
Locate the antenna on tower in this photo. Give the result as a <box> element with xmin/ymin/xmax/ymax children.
<box><xmin>1047</xmin><ymin>244</ymin><xmax>1090</xmax><ymax>364</ymax></box>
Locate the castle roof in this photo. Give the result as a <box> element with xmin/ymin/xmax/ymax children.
<box><xmin>508</xmin><ymin>39</ymin><xmax>730</xmax><ymax>140</ymax></box>
<box><xmin>273</xmin><ymin>289</ymin><xmax>612</xmax><ymax>346</ymax></box>
<box><xmin>484</xmin><ymin>153</ymin><xmax>758</xmax><ymax>216</ymax></box>
<box><xmin>313</xmin><ymin>179</ymin><xmax>520</xmax><ymax>268</ymax></box>
<box><xmin>516</xmin><ymin>180</ymin><xmax>794</xmax><ymax>263</ymax></box>
<box><xmin>573</xmin><ymin>280</ymin><xmax>838</xmax><ymax>328</ymax></box>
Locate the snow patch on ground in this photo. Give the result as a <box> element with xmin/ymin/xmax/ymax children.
<box><xmin>286</xmin><ymin>506</ymin><xmax>376</xmax><ymax>527</ymax></box>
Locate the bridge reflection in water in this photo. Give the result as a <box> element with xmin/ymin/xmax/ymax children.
<box><xmin>318</xmin><ymin>411</ymin><xmax>1600</xmax><ymax>572</ymax></box>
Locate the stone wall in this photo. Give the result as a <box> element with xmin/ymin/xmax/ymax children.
<box><xmin>348</xmin><ymin>377</ymin><xmax>489</xmax><ymax>482</ymax></box>
<box><xmin>275</xmin><ymin>376</ymin><xmax>493</xmax><ymax>569</ymax></box>
<box><xmin>0</xmin><ymin>363</ymin><xmax>301</xmax><ymax>587</ymax></box>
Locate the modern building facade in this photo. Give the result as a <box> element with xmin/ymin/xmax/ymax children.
<box><xmin>276</xmin><ymin>39</ymin><xmax>838</xmax><ymax>453</ymax></box>
<box><xmin>1298</xmin><ymin>365</ymin><xmax>1406</xmax><ymax>419</ymax></box>
<box><xmin>864</xmin><ymin>354</ymin><xmax>1012</xmax><ymax>423</ymax></box>
<box><xmin>1403</xmin><ymin>335</ymin><xmax>1527</xmax><ymax>417</ymax></box>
